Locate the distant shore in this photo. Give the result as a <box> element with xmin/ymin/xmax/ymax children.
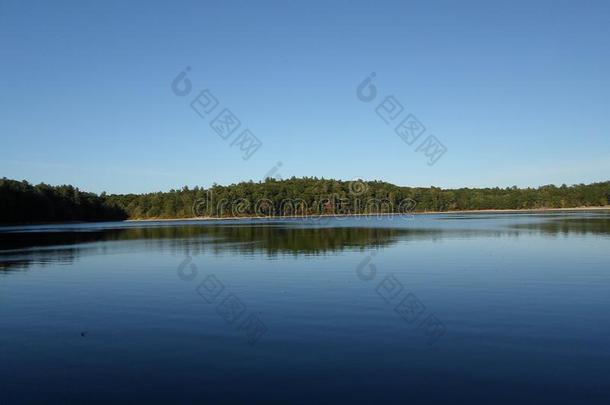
<box><xmin>125</xmin><ymin>206</ymin><xmax>610</xmax><ymax>222</ymax></box>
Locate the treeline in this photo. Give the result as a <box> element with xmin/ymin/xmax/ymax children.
<box><xmin>1</xmin><ymin>177</ymin><xmax>609</xmax><ymax>223</ymax></box>
<box><xmin>107</xmin><ymin>177</ymin><xmax>610</xmax><ymax>219</ymax></box>
<box><xmin>0</xmin><ymin>178</ymin><xmax>127</xmax><ymax>224</ymax></box>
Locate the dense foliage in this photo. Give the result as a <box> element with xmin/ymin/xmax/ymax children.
<box><xmin>1</xmin><ymin>177</ymin><xmax>609</xmax><ymax>223</ymax></box>
<box><xmin>0</xmin><ymin>178</ymin><xmax>127</xmax><ymax>224</ymax></box>
<box><xmin>107</xmin><ymin>178</ymin><xmax>610</xmax><ymax>219</ymax></box>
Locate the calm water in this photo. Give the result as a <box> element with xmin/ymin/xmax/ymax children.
<box><xmin>1</xmin><ymin>212</ymin><xmax>610</xmax><ymax>404</ymax></box>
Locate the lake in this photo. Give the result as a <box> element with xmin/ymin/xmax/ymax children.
<box><xmin>1</xmin><ymin>212</ymin><xmax>610</xmax><ymax>403</ymax></box>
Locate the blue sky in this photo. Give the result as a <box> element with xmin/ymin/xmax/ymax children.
<box><xmin>1</xmin><ymin>0</ymin><xmax>609</xmax><ymax>194</ymax></box>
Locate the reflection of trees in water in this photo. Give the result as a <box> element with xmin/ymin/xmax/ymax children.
<box><xmin>2</xmin><ymin>216</ymin><xmax>609</xmax><ymax>271</ymax></box>
<box><xmin>0</xmin><ymin>248</ymin><xmax>80</xmax><ymax>272</ymax></box>
<box><xmin>510</xmin><ymin>217</ymin><xmax>610</xmax><ymax>236</ymax></box>
<box><xmin>0</xmin><ymin>226</ymin><xmax>414</xmax><ymax>270</ymax></box>
<box><xmin>202</xmin><ymin>226</ymin><xmax>406</xmax><ymax>255</ymax></box>
<box><xmin>1</xmin><ymin>225</ymin><xmax>405</xmax><ymax>251</ymax></box>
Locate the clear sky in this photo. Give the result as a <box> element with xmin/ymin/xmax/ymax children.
<box><xmin>1</xmin><ymin>0</ymin><xmax>609</xmax><ymax>194</ymax></box>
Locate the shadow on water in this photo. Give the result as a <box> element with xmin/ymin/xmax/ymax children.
<box><xmin>1</xmin><ymin>213</ymin><xmax>609</xmax><ymax>271</ymax></box>
<box><xmin>0</xmin><ymin>225</ymin><xmax>433</xmax><ymax>271</ymax></box>
<box><xmin>510</xmin><ymin>216</ymin><xmax>610</xmax><ymax>236</ymax></box>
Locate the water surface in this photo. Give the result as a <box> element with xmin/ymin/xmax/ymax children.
<box><xmin>1</xmin><ymin>212</ymin><xmax>610</xmax><ymax>403</ymax></box>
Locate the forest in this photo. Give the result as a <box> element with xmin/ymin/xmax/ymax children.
<box><xmin>0</xmin><ymin>178</ymin><xmax>127</xmax><ymax>224</ymax></box>
<box><xmin>1</xmin><ymin>176</ymin><xmax>609</xmax><ymax>223</ymax></box>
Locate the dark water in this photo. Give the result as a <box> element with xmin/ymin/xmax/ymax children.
<box><xmin>1</xmin><ymin>212</ymin><xmax>610</xmax><ymax>404</ymax></box>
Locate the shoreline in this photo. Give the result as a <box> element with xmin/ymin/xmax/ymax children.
<box><xmin>125</xmin><ymin>206</ymin><xmax>610</xmax><ymax>222</ymax></box>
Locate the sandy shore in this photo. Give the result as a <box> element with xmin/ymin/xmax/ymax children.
<box><xmin>125</xmin><ymin>206</ymin><xmax>610</xmax><ymax>222</ymax></box>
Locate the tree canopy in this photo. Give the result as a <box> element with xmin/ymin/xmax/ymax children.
<box><xmin>0</xmin><ymin>178</ymin><xmax>127</xmax><ymax>224</ymax></box>
<box><xmin>1</xmin><ymin>176</ymin><xmax>609</xmax><ymax>224</ymax></box>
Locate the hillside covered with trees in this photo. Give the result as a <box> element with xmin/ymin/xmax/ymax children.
<box><xmin>1</xmin><ymin>177</ymin><xmax>609</xmax><ymax>224</ymax></box>
<box><xmin>0</xmin><ymin>178</ymin><xmax>127</xmax><ymax>224</ymax></box>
